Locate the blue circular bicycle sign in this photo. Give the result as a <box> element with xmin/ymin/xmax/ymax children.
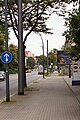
<box><xmin>1</xmin><ymin>51</ymin><xmax>12</xmax><ymax>63</ymax></box>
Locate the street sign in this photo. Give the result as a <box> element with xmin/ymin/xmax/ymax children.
<box><xmin>1</xmin><ymin>51</ymin><xmax>12</xmax><ymax>63</ymax></box>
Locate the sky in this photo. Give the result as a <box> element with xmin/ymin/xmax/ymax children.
<box><xmin>9</xmin><ymin>13</ymin><xmax>66</xmax><ymax>56</ymax></box>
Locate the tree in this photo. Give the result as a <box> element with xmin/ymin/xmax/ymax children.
<box><xmin>2</xmin><ymin>0</ymin><xmax>56</xmax><ymax>87</ymax></box>
<box><xmin>27</xmin><ymin>57</ymin><xmax>35</xmax><ymax>69</ymax></box>
<box><xmin>0</xmin><ymin>1</ymin><xmax>79</xmax><ymax>43</ymax></box>
<box><xmin>37</xmin><ymin>55</ymin><xmax>47</xmax><ymax>68</ymax></box>
<box><xmin>0</xmin><ymin>0</ymin><xmax>78</xmax><ymax>87</ymax></box>
<box><xmin>0</xmin><ymin>0</ymin><xmax>75</xmax><ymax>42</ymax></box>
<box><xmin>0</xmin><ymin>20</ymin><xmax>5</xmax><ymax>70</ymax></box>
<box><xmin>48</xmin><ymin>50</ymin><xmax>56</xmax><ymax>66</ymax></box>
<box><xmin>8</xmin><ymin>44</ymin><xmax>18</xmax><ymax>73</ymax></box>
<box><xmin>3</xmin><ymin>0</ymin><xmax>55</xmax><ymax>87</ymax></box>
<box><xmin>0</xmin><ymin>20</ymin><xmax>5</xmax><ymax>52</ymax></box>
<box><xmin>62</xmin><ymin>3</ymin><xmax>80</xmax><ymax>58</ymax></box>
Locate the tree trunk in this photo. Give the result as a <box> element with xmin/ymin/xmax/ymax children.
<box><xmin>23</xmin><ymin>43</ymin><xmax>27</xmax><ymax>88</ymax></box>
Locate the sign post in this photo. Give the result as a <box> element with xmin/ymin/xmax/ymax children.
<box><xmin>1</xmin><ymin>51</ymin><xmax>12</xmax><ymax>102</ymax></box>
<box><xmin>4</xmin><ymin>0</ymin><xmax>10</xmax><ymax>102</ymax></box>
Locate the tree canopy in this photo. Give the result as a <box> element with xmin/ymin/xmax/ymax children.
<box><xmin>0</xmin><ymin>0</ymin><xmax>76</xmax><ymax>44</ymax></box>
<box><xmin>62</xmin><ymin>1</ymin><xmax>80</xmax><ymax>57</ymax></box>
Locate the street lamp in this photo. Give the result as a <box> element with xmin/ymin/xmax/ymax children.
<box><xmin>18</xmin><ymin>0</ymin><xmax>24</xmax><ymax>95</ymax></box>
<box><xmin>47</xmin><ymin>40</ymin><xmax>49</xmax><ymax>75</ymax></box>
<box><xmin>39</xmin><ymin>33</ymin><xmax>45</xmax><ymax>78</ymax></box>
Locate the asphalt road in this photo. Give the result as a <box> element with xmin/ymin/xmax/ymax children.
<box><xmin>0</xmin><ymin>70</ymin><xmax>42</xmax><ymax>101</ymax></box>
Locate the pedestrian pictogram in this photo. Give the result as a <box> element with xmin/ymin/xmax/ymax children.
<box><xmin>1</xmin><ymin>51</ymin><xmax>12</xmax><ymax>63</ymax></box>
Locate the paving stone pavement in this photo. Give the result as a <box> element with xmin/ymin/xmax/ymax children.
<box><xmin>0</xmin><ymin>72</ymin><xmax>80</xmax><ymax>120</ymax></box>
<box><xmin>63</xmin><ymin>75</ymin><xmax>80</xmax><ymax>104</ymax></box>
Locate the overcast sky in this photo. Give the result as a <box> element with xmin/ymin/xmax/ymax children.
<box><xmin>9</xmin><ymin>13</ymin><xmax>66</xmax><ymax>56</ymax></box>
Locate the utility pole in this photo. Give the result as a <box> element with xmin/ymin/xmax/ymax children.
<box><xmin>5</xmin><ymin>0</ymin><xmax>10</xmax><ymax>102</ymax></box>
<box><xmin>47</xmin><ymin>40</ymin><xmax>49</xmax><ymax>75</ymax></box>
<box><xmin>18</xmin><ymin>0</ymin><xmax>24</xmax><ymax>95</ymax></box>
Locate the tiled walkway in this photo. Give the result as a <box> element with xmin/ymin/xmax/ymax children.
<box><xmin>0</xmin><ymin>73</ymin><xmax>80</xmax><ymax>120</ymax></box>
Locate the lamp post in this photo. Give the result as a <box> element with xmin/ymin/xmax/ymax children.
<box><xmin>5</xmin><ymin>0</ymin><xmax>10</xmax><ymax>102</ymax></box>
<box><xmin>39</xmin><ymin>34</ymin><xmax>45</xmax><ymax>78</ymax></box>
<box><xmin>18</xmin><ymin>0</ymin><xmax>24</xmax><ymax>95</ymax></box>
<box><xmin>47</xmin><ymin>40</ymin><xmax>49</xmax><ymax>75</ymax></box>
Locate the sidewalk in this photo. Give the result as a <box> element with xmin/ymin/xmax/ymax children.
<box><xmin>0</xmin><ymin>72</ymin><xmax>80</xmax><ymax>120</ymax></box>
<box><xmin>63</xmin><ymin>75</ymin><xmax>80</xmax><ymax>104</ymax></box>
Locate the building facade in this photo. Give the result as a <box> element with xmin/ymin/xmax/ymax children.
<box><xmin>25</xmin><ymin>50</ymin><xmax>36</xmax><ymax>66</ymax></box>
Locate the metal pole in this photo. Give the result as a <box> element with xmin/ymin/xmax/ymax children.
<box><xmin>43</xmin><ymin>41</ymin><xmax>45</xmax><ymax>78</ymax></box>
<box><xmin>5</xmin><ymin>0</ymin><xmax>10</xmax><ymax>102</ymax></box>
<box><xmin>69</xmin><ymin>64</ymin><xmax>71</xmax><ymax>78</ymax></box>
<box><xmin>18</xmin><ymin>0</ymin><xmax>24</xmax><ymax>95</ymax></box>
<box><xmin>47</xmin><ymin>40</ymin><xmax>49</xmax><ymax>75</ymax></box>
<box><xmin>39</xmin><ymin>34</ymin><xmax>45</xmax><ymax>78</ymax></box>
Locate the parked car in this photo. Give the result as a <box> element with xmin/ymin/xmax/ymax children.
<box><xmin>25</xmin><ymin>69</ymin><xmax>31</xmax><ymax>73</ymax></box>
<box><xmin>0</xmin><ymin>71</ymin><xmax>5</xmax><ymax>81</ymax></box>
<box><xmin>25</xmin><ymin>67</ymin><xmax>31</xmax><ymax>73</ymax></box>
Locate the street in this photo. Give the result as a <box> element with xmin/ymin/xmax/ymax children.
<box><xmin>0</xmin><ymin>70</ymin><xmax>42</xmax><ymax>101</ymax></box>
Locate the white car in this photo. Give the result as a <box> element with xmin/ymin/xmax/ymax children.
<box><xmin>0</xmin><ymin>71</ymin><xmax>5</xmax><ymax>81</ymax></box>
